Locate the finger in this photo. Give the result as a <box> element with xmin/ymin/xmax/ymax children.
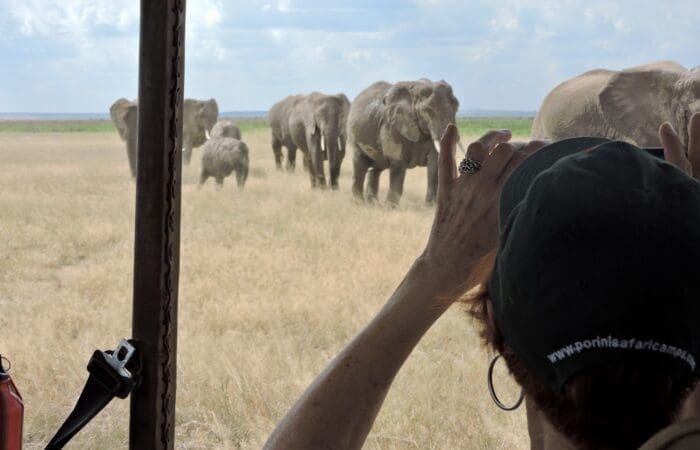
<box><xmin>506</xmin><ymin>140</ymin><xmax>549</xmax><ymax>173</ymax></box>
<box><xmin>659</xmin><ymin>122</ymin><xmax>691</xmax><ymax>175</ymax></box>
<box><xmin>467</xmin><ymin>129</ymin><xmax>512</xmax><ymax>163</ymax></box>
<box><xmin>482</xmin><ymin>142</ymin><xmax>518</xmax><ymax>179</ymax></box>
<box><xmin>688</xmin><ymin>113</ymin><xmax>700</xmax><ymax>178</ymax></box>
<box><xmin>522</xmin><ymin>140</ymin><xmax>551</xmax><ymax>156</ymax></box>
<box><xmin>438</xmin><ymin>123</ymin><xmax>458</xmax><ymax>190</ymax></box>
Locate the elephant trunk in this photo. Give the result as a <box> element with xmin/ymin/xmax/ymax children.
<box><xmin>323</xmin><ymin>128</ymin><xmax>341</xmax><ymax>189</ymax></box>
<box><xmin>323</xmin><ymin>128</ymin><xmax>339</xmax><ymax>163</ymax></box>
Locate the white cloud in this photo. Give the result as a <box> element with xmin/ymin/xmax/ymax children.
<box><xmin>463</xmin><ymin>39</ymin><xmax>508</xmax><ymax>63</ymax></box>
<box><xmin>490</xmin><ymin>9</ymin><xmax>520</xmax><ymax>31</ymax></box>
<box><xmin>8</xmin><ymin>0</ymin><xmax>138</xmax><ymax>37</ymax></box>
<box><xmin>186</xmin><ymin>0</ymin><xmax>228</xmax><ymax>62</ymax></box>
<box><xmin>268</xmin><ymin>28</ymin><xmax>289</xmax><ymax>41</ymax></box>
<box><xmin>277</xmin><ymin>0</ymin><xmax>292</xmax><ymax>12</ymax></box>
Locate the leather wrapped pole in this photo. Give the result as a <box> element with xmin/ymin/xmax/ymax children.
<box><xmin>130</xmin><ymin>1</ymin><xmax>185</xmax><ymax>448</ymax></box>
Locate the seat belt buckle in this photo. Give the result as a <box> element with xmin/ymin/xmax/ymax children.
<box><xmin>87</xmin><ymin>339</ymin><xmax>140</xmax><ymax>399</ymax></box>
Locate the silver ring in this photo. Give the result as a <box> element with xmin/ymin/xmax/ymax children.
<box><xmin>459</xmin><ymin>157</ymin><xmax>482</xmax><ymax>175</ymax></box>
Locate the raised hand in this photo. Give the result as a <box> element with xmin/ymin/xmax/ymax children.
<box><xmin>421</xmin><ymin>124</ymin><xmax>549</xmax><ymax>300</ymax></box>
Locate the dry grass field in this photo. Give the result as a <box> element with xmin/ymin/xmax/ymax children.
<box><xmin>0</xmin><ymin>125</ymin><xmax>530</xmax><ymax>449</ymax></box>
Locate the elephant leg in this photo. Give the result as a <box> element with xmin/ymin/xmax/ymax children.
<box><xmin>287</xmin><ymin>145</ymin><xmax>298</xmax><ymax>172</ymax></box>
<box><xmin>425</xmin><ymin>148</ymin><xmax>438</xmax><ymax>205</ymax></box>
<box><xmin>303</xmin><ymin>153</ymin><xmax>316</xmax><ymax>188</ymax></box>
<box><xmin>215</xmin><ymin>176</ymin><xmax>224</xmax><ymax>190</ymax></box>
<box><xmin>272</xmin><ymin>139</ymin><xmax>283</xmax><ymax>170</ymax></box>
<box><xmin>199</xmin><ymin>169</ymin><xmax>209</xmax><ymax>187</ymax></box>
<box><xmin>352</xmin><ymin>148</ymin><xmax>371</xmax><ymax>201</ymax></box>
<box><xmin>183</xmin><ymin>146</ymin><xmax>193</xmax><ymax>165</ymax></box>
<box><xmin>126</xmin><ymin>141</ymin><xmax>137</xmax><ymax>178</ymax></box>
<box><xmin>366</xmin><ymin>168</ymin><xmax>381</xmax><ymax>202</ymax></box>
<box><xmin>309</xmin><ymin>141</ymin><xmax>327</xmax><ymax>189</ymax></box>
<box><xmin>387</xmin><ymin>162</ymin><xmax>407</xmax><ymax>206</ymax></box>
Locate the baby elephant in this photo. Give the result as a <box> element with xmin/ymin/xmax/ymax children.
<box><xmin>211</xmin><ymin>119</ymin><xmax>242</xmax><ymax>140</ymax></box>
<box><xmin>200</xmin><ymin>137</ymin><xmax>249</xmax><ymax>189</ymax></box>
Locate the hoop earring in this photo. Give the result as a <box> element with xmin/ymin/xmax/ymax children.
<box><xmin>487</xmin><ymin>354</ymin><xmax>524</xmax><ymax>411</ymax></box>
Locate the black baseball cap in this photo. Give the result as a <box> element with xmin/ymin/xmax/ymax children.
<box><xmin>489</xmin><ymin>137</ymin><xmax>700</xmax><ymax>392</ymax></box>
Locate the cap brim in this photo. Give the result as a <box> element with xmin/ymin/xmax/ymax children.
<box><xmin>499</xmin><ymin>137</ymin><xmax>612</xmax><ymax>227</ymax></box>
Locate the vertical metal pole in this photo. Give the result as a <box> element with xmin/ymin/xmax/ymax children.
<box><xmin>130</xmin><ymin>1</ymin><xmax>185</xmax><ymax>448</ymax></box>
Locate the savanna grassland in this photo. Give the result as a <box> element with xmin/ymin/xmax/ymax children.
<box><xmin>0</xmin><ymin>119</ymin><xmax>532</xmax><ymax>449</ymax></box>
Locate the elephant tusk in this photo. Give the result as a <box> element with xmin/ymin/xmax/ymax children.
<box><xmin>433</xmin><ymin>140</ymin><xmax>441</xmax><ymax>153</ymax></box>
<box><xmin>205</xmin><ymin>129</ymin><xmax>211</xmax><ymax>140</ymax></box>
<box><xmin>338</xmin><ymin>137</ymin><xmax>343</xmax><ymax>151</ymax></box>
<box><xmin>321</xmin><ymin>135</ymin><xmax>325</xmax><ymax>151</ymax></box>
<box><xmin>457</xmin><ymin>140</ymin><xmax>466</xmax><ymax>155</ymax></box>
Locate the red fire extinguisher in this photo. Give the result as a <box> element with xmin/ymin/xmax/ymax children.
<box><xmin>0</xmin><ymin>355</ymin><xmax>23</xmax><ymax>450</ymax></box>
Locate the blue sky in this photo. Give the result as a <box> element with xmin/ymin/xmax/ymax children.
<box><xmin>0</xmin><ymin>0</ymin><xmax>697</xmax><ymax>113</ymax></box>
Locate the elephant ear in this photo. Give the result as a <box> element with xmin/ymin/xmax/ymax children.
<box><xmin>206</xmin><ymin>98</ymin><xmax>219</xmax><ymax>121</ymax></box>
<box><xmin>125</xmin><ymin>103</ymin><xmax>138</xmax><ymax>128</ymax></box>
<box><xmin>336</xmin><ymin>93</ymin><xmax>350</xmax><ymax>107</ymax></box>
<box><xmin>110</xmin><ymin>99</ymin><xmax>134</xmax><ymax>141</ymax></box>
<box><xmin>599</xmin><ymin>66</ymin><xmax>684</xmax><ymax>145</ymax></box>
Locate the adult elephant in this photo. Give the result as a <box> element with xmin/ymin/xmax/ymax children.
<box><xmin>347</xmin><ymin>79</ymin><xmax>459</xmax><ymax>205</ymax></box>
<box><xmin>109</xmin><ymin>98</ymin><xmax>138</xmax><ymax>177</ymax></box>
<box><xmin>532</xmin><ymin>61</ymin><xmax>700</xmax><ymax>147</ymax></box>
<box><xmin>269</xmin><ymin>95</ymin><xmax>303</xmax><ymax>171</ymax></box>
<box><xmin>110</xmin><ymin>97</ymin><xmax>219</xmax><ymax>173</ymax></box>
<box><xmin>269</xmin><ymin>92</ymin><xmax>351</xmax><ymax>189</ymax></box>
<box><xmin>183</xmin><ymin>98</ymin><xmax>219</xmax><ymax>164</ymax></box>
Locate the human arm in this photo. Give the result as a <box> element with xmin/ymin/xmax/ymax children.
<box><xmin>264</xmin><ymin>125</ymin><xmax>547</xmax><ymax>449</ymax></box>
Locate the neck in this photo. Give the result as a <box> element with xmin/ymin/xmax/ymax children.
<box><xmin>526</xmin><ymin>396</ymin><xmax>578</xmax><ymax>450</ymax></box>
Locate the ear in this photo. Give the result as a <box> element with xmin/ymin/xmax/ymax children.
<box><xmin>599</xmin><ymin>67</ymin><xmax>684</xmax><ymax>144</ymax></box>
<box><xmin>336</xmin><ymin>93</ymin><xmax>350</xmax><ymax>105</ymax></box>
<box><xmin>381</xmin><ymin>85</ymin><xmax>422</xmax><ymax>143</ymax></box>
<box><xmin>123</xmin><ymin>104</ymin><xmax>138</xmax><ymax>128</ymax></box>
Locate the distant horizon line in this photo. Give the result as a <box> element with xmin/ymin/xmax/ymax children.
<box><xmin>0</xmin><ymin>109</ymin><xmax>537</xmax><ymax>121</ymax></box>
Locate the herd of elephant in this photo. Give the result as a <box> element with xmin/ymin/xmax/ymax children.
<box><xmin>110</xmin><ymin>60</ymin><xmax>700</xmax><ymax>205</ymax></box>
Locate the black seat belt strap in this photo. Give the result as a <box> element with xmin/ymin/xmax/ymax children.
<box><xmin>45</xmin><ymin>339</ymin><xmax>141</xmax><ymax>449</ymax></box>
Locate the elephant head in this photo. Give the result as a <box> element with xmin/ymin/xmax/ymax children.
<box><xmin>183</xmin><ymin>98</ymin><xmax>219</xmax><ymax>164</ymax></box>
<box><xmin>380</xmin><ymin>79</ymin><xmax>459</xmax><ymax>161</ymax></box>
<box><xmin>109</xmin><ymin>98</ymin><xmax>138</xmax><ymax>177</ymax></box>
<box><xmin>599</xmin><ymin>61</ymin><xmax>700</xmax><ymax>147</ymax></box>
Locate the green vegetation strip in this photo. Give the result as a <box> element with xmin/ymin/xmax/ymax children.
<box><xmin>0</xmin><ymin>120</ymin><xmax>117</xmax><ymax>133</ymax></box>
<box><xmin>457</xmin><ymin>117</ymin><xmax>532</xmax><ymax>138</ymax></box>
<box><xmin>0</xmin><ymin>117</ymin><xmax>533</xmax><ymax>137</ymax></box>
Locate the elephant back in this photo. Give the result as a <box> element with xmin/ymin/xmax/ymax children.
<box><xmin>269</xmin><ymin>95</ymin><xmax>303</xmax><ymax>141</ymax></box>
<box><xmin>532</xmin><ymin>69</ymin><xmax>616</xmax><ymax>141</ymax></box>
<box><xmin>211</xmin><ymin>120</ymin><xmax>242</xmax><ymax>140</ymax></box>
